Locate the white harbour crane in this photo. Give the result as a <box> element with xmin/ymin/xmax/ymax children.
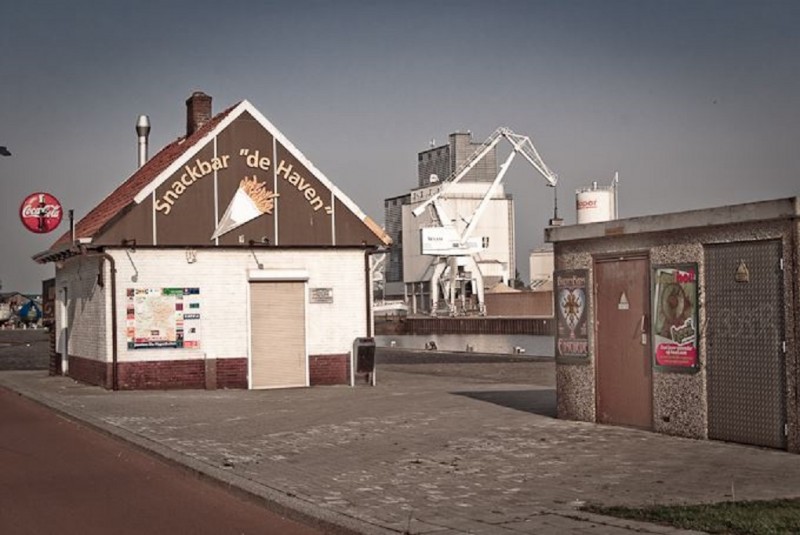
<box><xmin>411</xmin><ymin>127</ymin><xmax>558</xmax><ymax>316</ymax></box>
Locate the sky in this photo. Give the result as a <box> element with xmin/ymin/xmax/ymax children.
<box><xmin>1</xmin><ymin>0</ymin><xmax>798</xmax><ymax>293</ymax></box>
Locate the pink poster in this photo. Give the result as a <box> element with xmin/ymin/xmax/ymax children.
<box><xmin>653</xmin><ymin>265</ymin><xmax>698</xmax><ymax>369</ymax></box>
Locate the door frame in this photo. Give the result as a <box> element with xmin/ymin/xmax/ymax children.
<box><xmin>593</xmin><ymin>251</ymin><xmax>653</xmax><ymax>429</ymax></box>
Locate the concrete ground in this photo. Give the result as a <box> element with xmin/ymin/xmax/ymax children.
<box><xmin>3</xmin><ymin>345</ymin><xmax>800</xmax><ymax>534</ymax></box>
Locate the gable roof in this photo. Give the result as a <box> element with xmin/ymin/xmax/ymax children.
<box><xmin>45</xmin><ymin>98</ymin><xmax>390</xmax><ymax>255</ymax></box>
<box><xmin>51</xmin><ymin>103</ymin><xmax>239</xmax><ymax>249</ymax></box>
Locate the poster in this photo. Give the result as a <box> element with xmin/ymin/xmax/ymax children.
<box><xmin>652</xmin><ymin>264</ymin><xmax>698</xmax><ymax>370</ymax></box>
<box><xmin>555</xmin><ymin>269</ymin><xmax>590</xmax><ymax>360</ymax></box>
<box><xmin>126</xmin><ymin>288</ymin><xmax>201</xmax><ymax>349</ymax></box>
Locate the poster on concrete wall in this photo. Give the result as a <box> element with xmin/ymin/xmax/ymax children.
<box><xmin>555</xmin><ymin>269</ymin><xmax>590</xmax><ymax>361</ymax></box>
<box><xmin>652</xmin><ymin>264</ymin><xmax>698</xmax><ymax>371</ymax></box>
<box><xmin>126</xmin><ymin>288</ymin><xmax>201</xmax><ymax>349</ymax></box>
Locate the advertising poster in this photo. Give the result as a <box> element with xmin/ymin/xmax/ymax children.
<box><xmin>652</xmin><ymin>264</ymin><xmax>698</xmax><ymax>370</ymax></box>
<box><xmin>41</xmin><ymin>278</ymin><xmax>56</xmax><ymax>329</ymax></box>
<box><xmin>555</xmin><ymin>269</ymin><xmax>590</xmax><ymax>360</ymax></box>
<box><xmin>126</xmin><ymin>288</ymin><xmax>201</xmax><ymax>349</ymax></box>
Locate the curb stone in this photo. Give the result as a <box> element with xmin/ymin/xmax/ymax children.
<box><xmin>561</xmin><ymin>511</ymin><xmax>707</xmax><ymax>534</ymax></box>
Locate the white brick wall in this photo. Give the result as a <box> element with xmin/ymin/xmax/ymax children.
<box><xmin>56</xmin><ymin>248</ymin><xmax>369</xmax><ymax>364</ymax></box>
<box><xmin>55</xmin><ymin>255</ymin><xmax>109</xmax><ymax>362</ymax></box>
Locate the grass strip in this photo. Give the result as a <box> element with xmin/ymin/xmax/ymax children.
<box><xmin>583</xmin><ymin>498</ymin><xmax>800</xmax><ymax>535</ymax></box>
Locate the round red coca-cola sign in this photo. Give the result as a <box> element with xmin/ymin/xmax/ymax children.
<box><xmin>20</xmin><ymin>192</ymin><xmax>63</xmax><ymax>234</ymax></box>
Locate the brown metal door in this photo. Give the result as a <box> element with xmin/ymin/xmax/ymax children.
<box><xmin>595</xmin><ymin>256</ymin><xmax>652</xmax><ymax>429</ymax></box>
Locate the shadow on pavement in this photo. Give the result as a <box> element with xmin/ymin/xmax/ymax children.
<box><xmin>453</xmin><ymin>388</ymin><xmax>556</xmax><ymax>417</ymax></box>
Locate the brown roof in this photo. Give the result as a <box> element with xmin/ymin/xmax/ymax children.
<box><xmin>51</xmin><ymin>103</ymin><xmax>239</xmax><ymax>249</ymax></box>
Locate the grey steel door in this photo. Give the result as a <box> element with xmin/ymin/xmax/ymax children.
<box><xmin>706</xmin><ymin>240</ymin><xmax>786</xmax><ymax>449</ymax></box>
<box><xmin>595</xmin><ymin>256</ymin><xmax>653</xmax><ymax>429</ymax></box>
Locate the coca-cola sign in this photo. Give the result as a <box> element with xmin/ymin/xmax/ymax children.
<box><xmin>20</xmin><ymin>192</ymin><xmax>63</xmax><ymax>234</ymax></box>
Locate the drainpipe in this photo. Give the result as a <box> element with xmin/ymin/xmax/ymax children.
<box><xmin>80</xmin><ymin>246</ymin><xmax>119</xmax><ymax>390</ymax></box>
<box><xmin>364</xmin><ymin>246</ymin><xmax>388</xmax><ymax>337</ymax></box>
<box><xmin>363</xmin><ymin>246</ymin><xmax>387</xmax><ymax>387</ymax></box>
<box><xmin>364</xmin><ymin>248</ymin><xmax>374</xmax><ymax>336</ymax></box>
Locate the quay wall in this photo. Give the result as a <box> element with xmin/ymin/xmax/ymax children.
<box><xmin>375</xmin><ymin>316</ymin><xmax>553</xmax><ymax>336</ymax></box>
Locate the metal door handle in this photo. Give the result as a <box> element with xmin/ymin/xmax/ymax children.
<box><xmin>640</xmin><ymin>314</ymin><xmax>648</xmax><ymax>345</ymax></box>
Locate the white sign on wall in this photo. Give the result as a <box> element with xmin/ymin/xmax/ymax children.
<box><xmin>420</xmin><ymin>227</ymin><xmax>484</xmax><ymax>256</ymax></box>
<box><xmin>310</xmin><ymin>287</ymin><xmax>333</xmax><ymax>304</ymax></box>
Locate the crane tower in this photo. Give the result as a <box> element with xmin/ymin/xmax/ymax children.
<box><xmin>410</xmin><ymin>127</ymin><xmax>557</xmax><ymax>316</ymax></box>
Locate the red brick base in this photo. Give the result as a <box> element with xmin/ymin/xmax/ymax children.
<box><xmin>48</xmin><ymin>329</ymin><xmax>59</xmax><ymax>376</ymax></box>
<box><xmin>66</xmin><ymin>355</ymin><xmax>248</xmax><ymax>390</ymax></box>
<box><xmin>68</xmin><ymin>354</ymin><xmax>351</xmax><ymax>390</ymax></box>
<box><xmin>309</xmin><ymin>354</ymin><xmax>351</xmax><ymax>386</ymax></box>
<box><xmin>118</xmin><ymin>359</ymin><xmax>206</xmax><ymax>390</ymax></box>
<box><xmin>217</xmin><ymin>358</ymin><xmax>248</xmax><ymax>389</ymax></box>
<box><xmin>68</xmin><ymin>355</ymin><xmax>112</xmax><ymax>389</ymax></box>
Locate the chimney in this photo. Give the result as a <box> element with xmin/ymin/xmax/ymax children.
<box><xmin>135</xmin><ymin>115</ymin><xmax>151</xmax><ymax>168</ymax></box>
<box><xmin>186</xmin><ymin>91</ymin><xmax>212</xmax><ymax>136</ymax></box>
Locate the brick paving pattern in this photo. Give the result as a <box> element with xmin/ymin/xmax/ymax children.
<box><xmin>3</xmin><ymin>350</ymin><xmax>799</xmax><ymax>533</ymax></box>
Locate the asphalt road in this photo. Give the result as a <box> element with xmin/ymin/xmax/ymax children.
<box><xmin>0</xmin><ymin>387</ymin><xmax>323</xmax><ymax>535</ymax></box>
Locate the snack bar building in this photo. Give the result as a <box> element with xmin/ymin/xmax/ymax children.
<box><xmin>34</xmin><ymin>92</ymin><xmax>391</xmax><ymax>390</ymax></box>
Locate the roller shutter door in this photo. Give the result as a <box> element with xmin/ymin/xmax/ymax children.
<box><xmin>249</xmin><ymin>281</ymin><xmax>307</xmax><ymax>389</ymax></box>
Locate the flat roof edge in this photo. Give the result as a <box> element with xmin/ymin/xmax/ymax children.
<box><xmin>546</xmin><ymin>196</ymin><xmax>799</xmax><ymax>243</ymax></box>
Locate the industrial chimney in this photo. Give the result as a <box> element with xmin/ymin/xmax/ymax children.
<box><xmin>135</xmin><ymin>115</ymin><xmax>151</xmax><ymax>168</ymax></box>
<box><xmin>186</xmin><ymin>91</ymin><xmax>212</xmax><ymax>137</ymax></box>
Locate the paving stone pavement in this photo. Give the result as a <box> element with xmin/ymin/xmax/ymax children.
<box><xmin>3</xmin><ymin>355</ymin><xmax>800</xmax><ymax>534</ymax></box>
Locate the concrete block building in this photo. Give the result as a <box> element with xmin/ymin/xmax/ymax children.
<box><xmin>547</xmin><ymin>197</ymin><xmax>799</xmax><ymax>452</ymax></box>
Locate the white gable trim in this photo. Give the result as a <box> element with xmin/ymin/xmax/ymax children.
<box><xmin>133</xmin><ymin>100</ymin><xmax>370</xmax><ymax>224</ymax></box>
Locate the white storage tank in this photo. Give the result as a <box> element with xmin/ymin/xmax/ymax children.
<box><xmin>576</xmin><ymin>181</ymin><xmax>617</xmax><ymax>224</ymax></box>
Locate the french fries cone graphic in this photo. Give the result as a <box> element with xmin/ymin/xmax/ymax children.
<box><xmin>211</xmin><ymin>176</ymin><xmax>278</xmax><ymax>241</ymax></box>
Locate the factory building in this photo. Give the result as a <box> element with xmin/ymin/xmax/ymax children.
<box><xmin>382</xmin><ymin>193</ymin><xmax>410</xmax><ymax>299</ymax></box>
<box><xmin>384</xmin><ymin>132</ymin><xmax>516</xmax><ymax>314</ymax></box>
<box><xmin>34</xmin><ymin>92</ymin><xmax>390</xmax><ymax>390</ymax></box>
<box><xmin>529</xmin><ymin>245</ymin><xmax>554</xmax><ymax>292</ymax></box>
